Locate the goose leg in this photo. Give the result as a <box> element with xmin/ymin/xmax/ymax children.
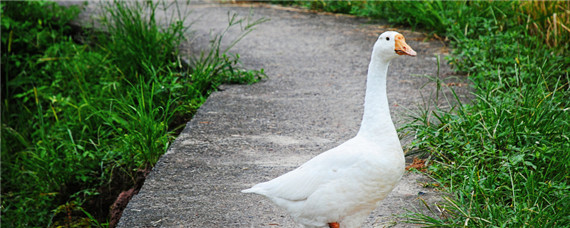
<box><xmin>328</xmin><ymin>222</ymin><xmax>340</xmax><ymax>228</ymax></box>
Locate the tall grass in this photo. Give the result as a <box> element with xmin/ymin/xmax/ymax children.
<box><xmin>519</xmin><ymin>1</ymin><xmax>570</xmax><ymax>50</ymax></box>
<box><xmin>276</xmin><ymin>0</ymin><xmax>570</xmax><ymax>227</ymax></box>
<box><xmin>99</xmin><ymin>1</ymin><xmax>188</xmax><ymax>81</ymax></box>
<box><xmin>1</xmin><ymin>1</ymin><xmax>265</xmax><ymax>226</ymax></box>
<box><xmin>407</xmin><ymin>59</ymin><xmax>569</xmax><ymax>226</ymax></box>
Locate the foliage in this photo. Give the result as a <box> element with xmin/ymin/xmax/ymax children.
<box><xmin>407</xmin><ymin>56</ymin><xmax>569</xmax><ymax>226</ymax></box>
<box><xmin>1</xmin><ymin>1</ymin><xmax>265</xmax><ymax>226</ymax></box>
<box><xmin>518</xmin><ymin>1</ymin><xmax>570</xmax><ymax>49</ymax></box>
<box><xmin>278</xmin><ymin>0</ymin><xmax>570</xmax><ymax>227</ymax></box>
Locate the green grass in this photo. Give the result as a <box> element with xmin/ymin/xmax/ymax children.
<box><xmin>275</xmin><ymin>0</ymin><xmax>570</xmax><ymax>227</ymax></box>
<box><xmin>1</xmin><ymin>1</ymin><xmax>265</xmax><ymax>226</ymax></box>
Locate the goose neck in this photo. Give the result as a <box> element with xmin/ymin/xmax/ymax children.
<box><xmin>356</xmin><ymin>58</ymin><xmax>396</xmax><ymax>138</ymax></box>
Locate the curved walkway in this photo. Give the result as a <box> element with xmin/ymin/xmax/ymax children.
<box><xmin>70</xmin><ymin>2</ymin><xmax>469</xmax><ymax>227</ymax></box>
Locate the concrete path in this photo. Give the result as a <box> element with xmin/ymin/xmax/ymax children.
<box><xmin>67</xmin><ymin>1</ymin><xmax>470</xmax><ymax>227</ymax></box>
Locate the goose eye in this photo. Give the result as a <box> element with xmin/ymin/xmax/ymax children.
<box><xmin>386</xmin><ymin>37</ymin><xmax>390</xmax><ymax>41</ymax></box>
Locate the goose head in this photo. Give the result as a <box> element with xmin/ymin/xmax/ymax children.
<box><xmin>372</xmin><ymin>31</ymin><xmax>417</xmax><ymax>62</ymax></box>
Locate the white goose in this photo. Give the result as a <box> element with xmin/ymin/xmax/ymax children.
<box><xmin>242</xmin><ymin>31</ymin><xmax>417</xmax><ymax>228</ymax></box>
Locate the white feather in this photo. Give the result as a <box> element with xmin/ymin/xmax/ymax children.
<box><xmin>242</xmin><ymin>31</ymin><xmax>414</xmax><ymax>228</ymax></box>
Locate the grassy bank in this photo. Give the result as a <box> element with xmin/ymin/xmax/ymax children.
<box><xmin>1</xmin><ymin>1</ymin><xmax>265</xmax><ymax>226</ymax></box>
<box><xmin>277</xmin><ymin>1</ymin><xmax>570</xmax><ymax>227</ymax></box>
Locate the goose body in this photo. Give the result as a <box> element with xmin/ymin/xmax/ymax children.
<box><xmin>242</xmin><ymin>31</ymin><xmax>417</xmax><ymax>228</ymax></box>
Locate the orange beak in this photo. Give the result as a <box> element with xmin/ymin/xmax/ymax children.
<box><xmin>394</xmin><ymin>34</ymin><xmax>417</xmax><ymax>56</ymax></box>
